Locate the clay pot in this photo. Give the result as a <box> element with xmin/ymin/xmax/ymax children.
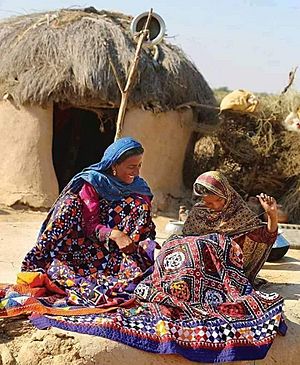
<box><xmin>165</xmin><ymin>220</ymin><xmax>184</xmax><ymax>235</ymax></box>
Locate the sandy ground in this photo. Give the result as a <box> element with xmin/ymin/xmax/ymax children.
<box><xmin>0</xmin><ymin>206</ymin><xmax>300</xmax><ymax>365</ymax></box>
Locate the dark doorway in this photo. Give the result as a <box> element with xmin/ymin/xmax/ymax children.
<box><xmin>52</xmin><ymin>104</ymin><xmax>117</xmax><ymax>191</ymax></box>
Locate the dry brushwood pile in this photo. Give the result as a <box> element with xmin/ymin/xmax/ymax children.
<box><xmin>184</xmin><ymin>94</ymin><xmax>300</xmax><ymax>223</ymax></box>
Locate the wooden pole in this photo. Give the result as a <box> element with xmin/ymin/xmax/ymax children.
<box><xmin>114</xmin><ymin>8</ymin><xmax>153</xmax><ymax>141</ymax></box>
<box><xmin>281</xmin><ymin>66</ymin><xmax>298</xmax><ymax>95</ymax></box>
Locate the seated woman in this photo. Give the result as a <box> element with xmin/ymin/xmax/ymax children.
<box><xmin>183</xmin><ymin>171</ymin><xmax>278</xmax><ymax>284</ymax></box>
<box><xmin>4</xmin><ymin>137</ymin><xmax>157</xmax><ymax>313</ymax></box>
<box><xmin>31</xmin><ymin>171</ymin><xmax>286</xmax><ymax>364</ymax></box>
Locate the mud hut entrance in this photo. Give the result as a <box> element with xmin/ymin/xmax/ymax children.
<box><xmin>53</xmin><ymin>104</ymin><xmax>117</xmax><ymax>191</ymax></box>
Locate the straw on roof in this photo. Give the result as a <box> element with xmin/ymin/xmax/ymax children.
<box><xmin>0</xmin><ymin>7</ymin><xmax>215</xmax><ymax>111</ymax></box>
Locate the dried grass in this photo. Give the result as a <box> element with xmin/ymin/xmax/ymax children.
<box><xmin>281</xmin><ymin>179</ymin><xmax>300</xmax><ymax>223</ymax></box>
<box><xmin>0</xmin><ymin>8</ymin><xmax>215</xmax><ymax>110</ymax></box>
<box><xmin>184</xmin><ymin>92</ymin><xmax>300</xmax><ymax>222</ymax></box>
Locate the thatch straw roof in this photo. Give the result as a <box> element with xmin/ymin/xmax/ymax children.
<box><xmin>0</xmin><ymin>7</ymin><xmax>215</xmax><ymax>111</ymax></box>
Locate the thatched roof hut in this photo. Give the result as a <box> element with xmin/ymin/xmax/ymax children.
<box><xmin>0</xmin><ymin>7</ymin><xmax>216</xmax><ymax>209</ymax></box>
<box><xmin>0</xmin><ymin>7</ymin><xmax>214</xmax><ymax>110</ymax></box>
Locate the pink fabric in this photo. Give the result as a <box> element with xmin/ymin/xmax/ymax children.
<box><xmin>79</xmin><ymin>182</ymin><xmax>152</xmax><ymax>241</ymax></box>
<box><xmin>79</xmin><ymin>182</ymin><xmax>112</xmax><ymax>239</ymax></box>
<box><xmin>141</xmin><ymin>194</ymin><xmax>152</xmax><ymax>207</ymax></box>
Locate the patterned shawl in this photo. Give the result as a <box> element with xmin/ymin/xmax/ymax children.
<box><xmin>183</xmin><ymin>171</ymin><xmax>263</xmax><ymax>236</ymax></box>
<box><xmin>65</xmin><ymin>137</ymin><xmax>153</xmax><ymax>201</ymax></box>
<box><xmin>37</xmin><ymin>137</ymin><xmax>153</xmax><ymax>237</ymax></box>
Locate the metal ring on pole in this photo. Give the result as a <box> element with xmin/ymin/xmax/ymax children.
<box><xmin>130</xmin><ymin>12</ymin><xmax>166</xmax><ymax>47</ymax></box>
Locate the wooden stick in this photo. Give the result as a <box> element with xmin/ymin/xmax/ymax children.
<box><xmin>114</xmin><ymin>8</ymin><xmax>153</xmax><ymax>140</ymax></box>
<box><xmin>108</xmin><ymin>55</ymin><xmax>124</xmax><ymax>93</ymax></box>
<box><xmin>281</xmin><ymin>66</ymin><xmax>298</xmax><ymax>94</ymax></box>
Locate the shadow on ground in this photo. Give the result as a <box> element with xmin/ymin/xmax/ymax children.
<box><xmin>263</xmin><ymin>254</ymin><xmax>300</xmax><ymax>271</ymax></box>
<box><xmin>0</xmin><ymin>315</ymin><xmax>34</xmax><ymax>344</ymax></box>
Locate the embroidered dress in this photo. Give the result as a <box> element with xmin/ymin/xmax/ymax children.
<box><xmin>0</xmin><ymin>190</ymin><xmax>156</xmax><ymax>317</ymax></box>
<box><xmin>183</xmin><ymin>171</ymin><xmax>277</xmax><ymax>283</ymax></box>
<box><xmin>31</xmin><ymin>234</ymin><xmax>286</xmax><ymax>363</ymax></box>
<box><xmin>20</xmin><ymin>190</ymin><xmax>156</xmax><ymax>307</ymax></box>
<box><xmin>0</xmin><ymin>137</ymin><xmax>157</xmax><ymax>317</ymax></box>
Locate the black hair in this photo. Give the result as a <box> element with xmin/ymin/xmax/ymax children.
<box><xmin>106</xmin><ymin>146</ymin><xmax>144</xmax><ymax>175</ymax></box>
<box><xmin>115</xmin><ymin>146</ymin><xmax>144</xmax><ymax>164</ymax></box>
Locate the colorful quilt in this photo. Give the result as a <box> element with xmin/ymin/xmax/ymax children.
<box><xmin>30</xmin><ymin>234</ymin><xmax>286</xmax><ymax>363</ymax></box>
<box><xmin>0</xmin><ymin>272</ymin><xmax>135</xmax><ymax>317</ymax></box>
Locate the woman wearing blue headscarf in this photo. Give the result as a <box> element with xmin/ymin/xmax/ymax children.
<box><xmin>20</xmin><ymin>137</ymin><xmax>157</xmax><ymax>310</ymax></box>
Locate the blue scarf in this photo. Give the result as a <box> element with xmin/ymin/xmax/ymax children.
<box><xmin>67</xmin><ymin>137</ymin><xmax>153</xmax><ymax>201</ymax></box>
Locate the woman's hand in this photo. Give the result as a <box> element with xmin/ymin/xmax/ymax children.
<box><xmin>109</xmin><ymin>229</ymin><xmax>134</xmax><ymax>253</ymax></box>
<box><xmin>256</xmin><ymin>193</ymin><xmax>278</xmax><ymax>233</ymax></box>
<box><xmin>256</xmin><ymin>193</ymin><xmax>277</xmax><ymax>217</ymax></box>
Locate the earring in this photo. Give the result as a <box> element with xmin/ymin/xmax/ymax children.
<box><xmin>112</xmin><ymin>169</ymin><xmax>117</xmax><ymax>176</ymax></box>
